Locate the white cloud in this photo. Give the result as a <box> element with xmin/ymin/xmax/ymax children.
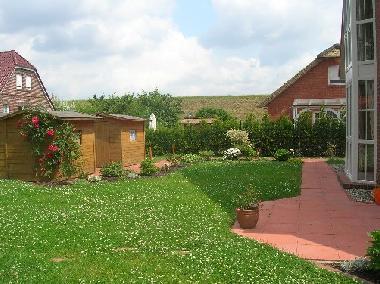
<box><xmin>0</xmin><ymin>0</ymin><xmax>341</xmax><ymax>99</ymax></box>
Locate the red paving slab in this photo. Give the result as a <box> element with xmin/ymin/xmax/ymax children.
<box><xmin>232</xmin><ymin>159</ymin><xmax>380</xmax><ymax>261</ymax></box>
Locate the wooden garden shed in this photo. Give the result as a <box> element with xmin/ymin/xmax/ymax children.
<box><xmin>95</xmin><ymin>114</ymin><xmax>146</xmax><ymax>168</ymax></box>
<box><xmin>0</xmin><ymin>111</ymin><xmax>99</xmax><ymax>181</ymax></box>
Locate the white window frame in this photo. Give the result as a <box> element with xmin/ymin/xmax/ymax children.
<box><xmin>345</xmin><ymin>0</ymin><xmax>377</xmax><ymax>184</ymax></box>
<box><xmin>328</xmin><ymin>65</ymin><xmax>345</xmax><ymax>85</ymax></box>
<box><xmin>129</xmin><ymin>129</ymin><xmax>137</xmax><ymax>142</ymax></box>
<box><xmin>25</xmin><ymin>76</ymin><xmax>32</xmax><ymax>90</ymax></box>
<box><xmin>16</xmin><ymin>74</ymin><xmax>22</xmax><ymax>90</ymax></box>
<box><xmin>3</xmin><ymin>104</ymin><xmax>9</xmax><ymax>114</ymax></box>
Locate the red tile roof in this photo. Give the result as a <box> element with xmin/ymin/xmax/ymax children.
<box><xmin>0</xmin><ymin>50</ymin><xmax>36</xmax><ymax>91</ymax></box>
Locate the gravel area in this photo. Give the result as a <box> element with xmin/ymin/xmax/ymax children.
<box><xmin>345</xmin><ymin>188</ymin><xmax>374</xmax><ymax>204</ymax></box>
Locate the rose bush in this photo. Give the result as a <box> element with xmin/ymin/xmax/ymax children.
<box><xmin>18</xmin><ymin>110</ymin><xmax>81</xmax><ymax>180</ymax></box>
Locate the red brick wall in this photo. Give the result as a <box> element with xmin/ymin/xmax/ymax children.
<box><xmin>266</xmin><ymin>57</ymin><xmax>345</xmax><ymax>119</ymax></box>
<box><xmin>0</xmin><ymin>69</ymin><xmax>53</xmax><ymax>113</ymax></box>
<box><xmin>376</xmin><ymin>1</ymin><xmax>380</xmax><ymax>183</ymax></box>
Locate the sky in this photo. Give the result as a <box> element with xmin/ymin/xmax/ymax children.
<box><xmin>0</xmin><ymin>0</ymin><xmax>343</xmax><ymax>99</ymax></box>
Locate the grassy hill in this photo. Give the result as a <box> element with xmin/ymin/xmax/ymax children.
<box><xmin>180</xmin><ymin>95</ymin><xmax>268</xmax><ymax>119</ymax></box>
<box><xmin>56</xmin><ymin>94</ymin><xmax>269</xmax><ymax>120</ymax></box>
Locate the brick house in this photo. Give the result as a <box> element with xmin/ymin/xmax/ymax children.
<box><xmin>262</xmin><ymin>44</ymin><xmax>346</xmax><ymax>121</ymax></box>
<box><xmin>0</xmin><ymin>50</ymin><xmax>54</xmax><ymax>114</ymax></box>
<box><xmin>341</xmin><ymin>0</ymin><xmax>379</xmax><ymax>184</ymax></box>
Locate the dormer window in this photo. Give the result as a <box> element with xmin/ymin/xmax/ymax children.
<box><xmin>16</xmin><ymin>74</ymin><xmax>22</xmax><ymax>90</ymax></box>
<box><xmin>3</xmin><ymin>104</ymin><xmax>9</xmax><ymax>114</ymax></box>
<box><xmin>328</xmin><ymin>65</ymin><xmax>345</xmax><ymax>85</ymax></box>
<box><xmin>25</xmin><ymin>76</ymin><xmax>32</xmax><ymax>90</ymax></box>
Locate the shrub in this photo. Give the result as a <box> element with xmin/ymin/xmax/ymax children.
<box><xmin>288</xmin><ymin>158</ymin><xmax>304</xmax><ymax>166</ymax></box>
<box><xmin>239</xmin><ymin>144</ymin><xmax>257</xmax><ymax>158</ymax></box>
<box><xmin>100</xmin><ymin>162</ymin><xmax>126</xmax><ymax>178</ymax></box>
<box><xmin>18</xmin><ymin>109</ymin><xmax>81</xmax><ymax>179</ymax></box>
<box><xmin>199</xmin><ymin>150</ymin><xmax>214</xmax><ymax>161</ymax></box>
<box><xmin>181</xmin><ymin>154</ymin><xmax>202</xmax><ymax>164</ymax></box>
<box><xmin>274</xmin><ymin>149</ymin><xmax>291</xmax><ymax>161</ymax></box>
<box><xmin>226</xmin><ymin>129</ymin><xmax>250</xmax><ymax>147</ymax></box>
<box><xmin>368</xmin><ymin>230</ymin><xmax>380</xmax><ymax>271</ymax></box>
<box><xmin>140</xmin><ymin>159</ymin><xmax>159</xmax><ymax>176</ymax></box>
<box><xmin>223</xmin><ymin>148</ymin><xmax>242</xmax><ymax>160</ymax></box>
<box><xmin>196</xmin><ymin>107</ymin><xmax>233</xmax><ymax>121</ymax></box>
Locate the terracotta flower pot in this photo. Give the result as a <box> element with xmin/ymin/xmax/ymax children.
<box><xmin>236</xmin><ymin>207</ymin><xmax>259</xmax><ymax>229</ymax></box>
<box><xmin>373</xmin><ymin>188</ymin><xmax>380</xmax><ymax>205</ymax></box>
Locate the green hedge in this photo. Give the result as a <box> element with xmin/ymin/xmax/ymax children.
<box><xmin>147</xmin><ymin>112</ymin><xmax>346</xmax><ymax>157</ymax></box>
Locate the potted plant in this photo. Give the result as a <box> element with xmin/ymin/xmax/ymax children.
<box><xmin>235</xmin><ymin>185</ymin><xmax>261</xmax><ymax>229</ymax></box>
<box><xmin>373</xmin><ymin>187</ymin><xmax>380</xmax><ymax>205</ymax></box>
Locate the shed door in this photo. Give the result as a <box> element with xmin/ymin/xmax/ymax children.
<box><xmin>95</xmin><ymin>121</ymin><xmax>110</xmax><ymax>168</ymax></box>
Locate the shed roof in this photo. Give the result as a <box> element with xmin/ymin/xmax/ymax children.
<box><xmin>0</xmin><ymin>110</ymin><xmax>98</xmax><ymax>121</ymax></box>
<box><xmin>48</xmin><ymin>111</ymin><xmax>99</xmax><ymax>120</ymax></box>
<box><xmin>261</xmin><ymin>44</ymin><xmax>341</xmax><ymax>107</ymax></box>
<box><xmin>98</xmin><ymin>113</ymin><xmax>146</xmax><ymax>122</ymax></box>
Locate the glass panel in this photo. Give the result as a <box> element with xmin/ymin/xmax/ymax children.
<box><xmin>367</xmin><ymin>80</ymin><xmax>374</xmax><ymax>109</ymax></box>
<box><xmin>358</xmin><ymin>144</ymin><xmax>366</xmax><ymax>180</ymax></box>
<box><xmin>358</xmin><ymin>80</ymin><xmax>366</xmax><ymax>109</ymax></box>
<box><xmin>357</xmin><ymin>22</ymin><xmax>374</xmax><ymax>61</ymax></box>
<box><xmin>367</xmin><ymin>111</ymin><xmax>374</xmax><ymax>140</ymax></box>
<box><xmin>358</xmin><ymin>111</ymin><xmax>366</xmax><ymax>139</ymax></box>
<box><xmin>367</xmin><ymin>144</ymin><xmax>375</xmax><ymax>181</ymax></box>
<box><xmin>356</xmin><ymin>0</ymin><xmax>374</xmax><ymax>20</ymax></box>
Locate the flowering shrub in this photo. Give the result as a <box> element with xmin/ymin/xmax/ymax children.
<box><xmin>18</xmin><ymin>110</ymin><xmax>81</xmax><ymax>179</ymax></box>
<box><xmin>226</xmin><ymin>129</ymin><xmax>250</xmax><ymax>146</ymax></box>
<box><xmin>223</xmin><ymin>148</ymin><xmax>241</xmax><ymax>160</ymax></box>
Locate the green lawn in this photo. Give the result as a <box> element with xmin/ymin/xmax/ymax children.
<box><xmin>0</xmin><ymin>161</ymin><xmax>355</xmax><ymax>283</ymax></box>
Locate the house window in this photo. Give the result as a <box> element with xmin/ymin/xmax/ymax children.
<box><xmin>25</xmin><ymin>76</ymin><xmax>32</xmax><ymax>90</ymax></box>
<box><xmin>356</xmin><ymin>0</ymin><xmax>374</xmax><ymax>61</ymax></box>
<box><xmin>16</xmin><ymin>74</ymin><xmax>22</xmax><ymax>90</ymax></box>
<box><xmin>129</xmin><ymin>130</ymin><xmax>137</xmax><ymax>142</ymax></box>
<box><xmin>356</xmin><ymin>0</ymin><xmax>373</xmax><ymax>20</ymax></box>
<box><xmin>3</xmin><ymin>104</ymin><xmax>9</xmax><ymax>113</ymax></box>
<box><xmin>344</xmin><ymin>0</ymin><xmax>352</xmax><ymax>68</ymax></box>
<box><xmin>328</xmin><ymin>65</ymin><xmax>345</xmax><ymax>85</ymax></box>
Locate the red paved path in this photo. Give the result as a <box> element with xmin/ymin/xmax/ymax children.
<box><xmin>232</xmin><ymin>159</ymin><xmax>380</xmax><ymax>261</ymax></box>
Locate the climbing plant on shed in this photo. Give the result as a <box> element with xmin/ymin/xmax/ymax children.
<box><xmin>18</xmin><ymin>110</ymin><xmax>81</xmax><ymax>179</ymax></box>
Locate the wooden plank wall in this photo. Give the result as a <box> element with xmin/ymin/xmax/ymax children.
<box><xmin>0</xmin><ymin>120</ymin><xmax>6</xmax><ymax>178</ymax></box>
<box><xmin>71</xmin><ymin>121</ymin><xmax>96</xmax><ymax>175</ymax></box>
<box><xmin>5</xmin><ymin>116</ymin><xmax>35</xmax><ymax>181</ymax></box>
<box><xmin>121</xmin><ymin>121</ymin><xmax>145</xmax><ymax>165</ymax></box>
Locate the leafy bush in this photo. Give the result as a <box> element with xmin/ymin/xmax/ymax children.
<box><xmin>223</xmin><ymin>148</ymin><xmax>242</xmax><ymax>160</ymax></box>
<box><xmin>100</xmin><ymin>162</ymin><xmax>126</xmax><ymax>178</ymax></box>
<box><xmin>140</xmin><ymin>159</ymin><xmax>159</xmax><ymax>176</ymax></box>
<box><xmin>288</xmin><ymin>158</ymin><xmax>304</xmax><ymax>166</ymax></box>
<box><xmin>239</xmin><ymin>144</ymin><xmax>257</xmax><ymax>158</ymax></box>
<box><xmin>199</xmin><ymin>150</ymin><xmax>214</xmax><ymax>161</ymax></box>
<box><xmin>18</xmin><ymin>109</ymin><xmax>81</xmax><ymax>179</ymax></box>
<box><xmin>274</xmin><ymin>149</ymin><xmax>291</xmax><ymax>161</ymax></box>
<box><xmin>226</xmin><ymin>129</ymin><xmax>250</xmax><ymax>147</ymax></box>
<box><xmin>368</xmin><ymin>230</ymin><xmax>380</xmax><ymax>271</ymax></box>
<box><xmin>181</xmin><ymin>154</ymin><xmax>202</xmax><ymax>164</ymax></box>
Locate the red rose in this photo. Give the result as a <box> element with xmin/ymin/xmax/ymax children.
<box><xmin>47</xmin><ymin>129</ymin><xmax>55</xmax><ymax>137</ymax></box>
<box><xmin>48</xmin><ymin>144</ymin><xmax>59</xmax><ymax>152</ymax></box>
<box><xmin>47</xmin><ymin>153</ymin><xmax>53</xmax><ymax>158</ymax></box>
<box><xmin>34</xmin><ymin>123</ymin><xmax>39</xmax><ymax>129</ymax></box>
<box><xmin>31</xmin><ymin>116</ymin><xmax>39</xmax><ymax>124</ymax></box>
